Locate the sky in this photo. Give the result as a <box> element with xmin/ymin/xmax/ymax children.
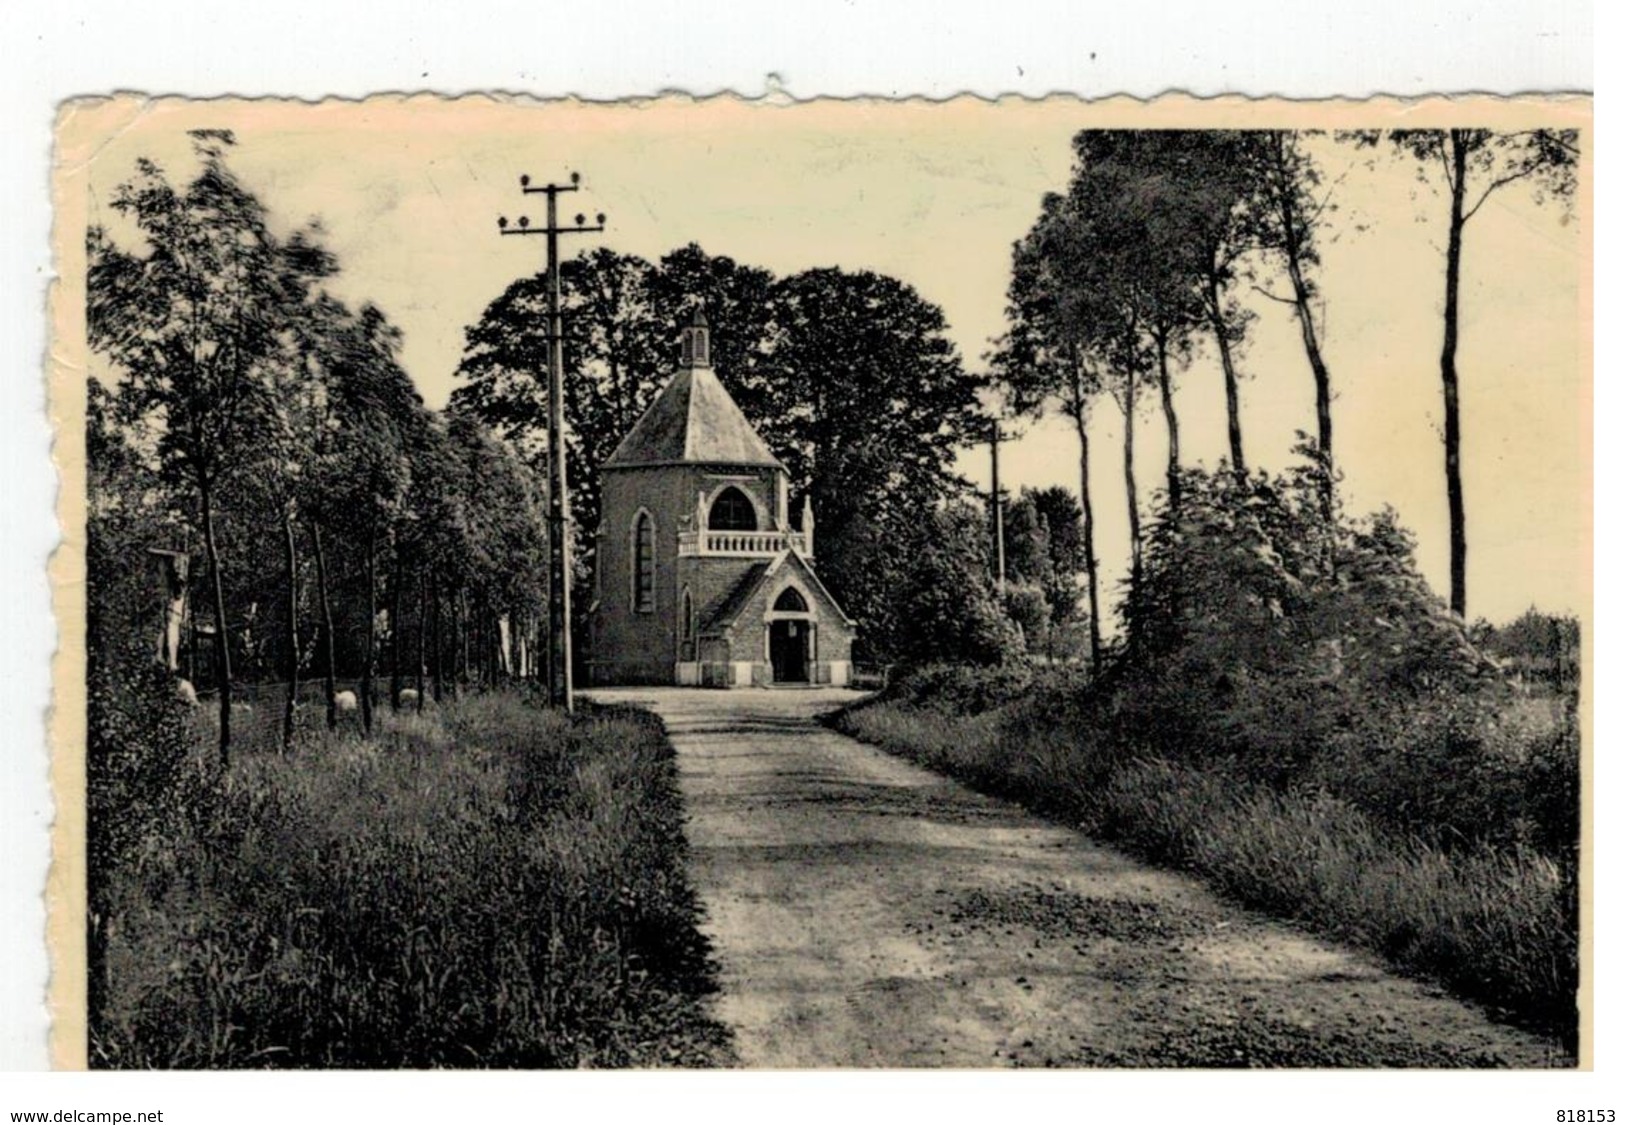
<box><xmin>62</xmin><ymin>94</ymin><xmax>1590</xmax><ymax>627</ymax></box>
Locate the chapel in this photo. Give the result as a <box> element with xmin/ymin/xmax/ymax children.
<box><xmin>587</xmin><ymin>310</ymin><xmax>855</xmax><ymax>687</ymax></box>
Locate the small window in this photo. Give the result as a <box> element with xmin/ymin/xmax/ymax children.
<box><xmin>681</xmin><ymin>589</ymin><xmax>694</xmax><ymax>640</ymax></box>
<box><xmin>773</xmin><ymin>587</ymin><xmax>808</xmax><ymax>613</ymax></box>
<box><xmin>633</xmin><ymin>512</ymin><xmax>654</xmax><ymax>612</ymax></box>
<box><xmin>708</xmin><ymin>486</ymin><xmax>758</xmax><ymax>531</ymax></box>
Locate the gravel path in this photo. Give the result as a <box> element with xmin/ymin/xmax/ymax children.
<box><xmin>588</xmin><ymin>687</ymin><xmax>1568</xmax><ymax>1068</ymax></box>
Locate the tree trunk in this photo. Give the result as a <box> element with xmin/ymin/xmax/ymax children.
<box><xmin>1207</xmin><ymin>275</ymin><xmax>1247</xmax><ymax>478</ymax></box>
<box><xmin>389</xmin><ymin>545</ymin><xmax>404</xmax><ymax>712</ymax></box>
<box><xmin>541</xmin><ymin>587</ymin><xmax>553</xmax><ymax>696</ymax></box>
<box><xmin>471</xmin><ymin>594</ymin><xmax>480</xmax><ymax>691</ymax></box>
<box><xmin>360</xmin><ymin>524</ymin><xmax>377</xmax><ymax>736</ymax></box>
<box><xmin>490</xmin><ymin>607</ymin><xmax>499</xmax><ymax>686</ymax></box>
<box><xmin>199</xmin><ymin>474</ymin><xmax>232</xmax><ymax>765</ymax></box>
<box><xmin>1122</xmin><ymin>371</ymin><xmax>1142</xmax><ymax>601</ymax></box>
<box><xmin>309</xmin><ymin>520</ymin><xmax>338</xmax><ymax>731</ymax></box>
<box><xmin>485</xmin><ymin>606</ymin><xmax>496</xmax><ymax>687</ymax></box>
<box><xmin>415</xmin><ymin>566</ymin><xmax>428</xmax><ymax>713</ymax></box>
<box><xmin>1155</xmin><ymin>330</ymin><xmax>1181</xmax><ymax>511</ymax></box>
<box><xmin>431</xmin><ymin>576</ymin><xmax>444</xmax><ymax>704</ymax></box>
<box><xmin>281</xmin><ymin>508</ymin><xmax>300</xmax><ymax>752</ymax></box>
<box><xmin>1273</xmin><ymin>133</ymin><xmax>1336</xmax><ymax>516</ymax></box>
<box><xmin>1071</xmin><ymin>397</ymin><xmax>1103</xmax><ymax>677</ymax></box>
<box><xmin>1289</xmin><ymin>252</ymin><xmax>1335</xmax><ymax>512</ymax></box>
<box><xmin>1442</xmin><ymin>130</ymin><xmax>1469</xmax><ymax>618</ymax></box>
<box><xmin>464</xmin><ymin>598</ymin><xmax>474</xmax><ymax>693</ymax></box>
<box><xmin>452</xmin><ymin>589</ymin><xmax>465</xmax><ymax>699</ymax></box>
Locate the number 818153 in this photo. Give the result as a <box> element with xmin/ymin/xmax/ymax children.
<box><xmin>1558</xmin><ymin>1112</ymin><xmax>1615</xmax><ymax>1122</ymax></box>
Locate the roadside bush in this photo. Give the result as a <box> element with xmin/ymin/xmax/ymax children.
<box><xmin>86</xmin><ymin>636</ymin><xmax>216</xmax><ymax>1044</ymax></box>
<box><xmin>888</xmin><ymin>501</ymin><xmax>1026</xmax><ymax>668</ymax></box>
<box><xmin>832</xmin><ymin>452</ymin><xmax>1582</xmax><ymax>1050</ymax></box>
<box><xmin>887</xmin><ymin>662</ymin><xmax>1034</xmax><ymax>715</ymax></box>
<box><xmin>1309</xmin><ymin>689</ymin><xmax>1576</xmax><ymax>852</ymax></box>
<box><xmin>1001</xmin><ymin>581</ymin><xmax>1052</xmax><ymax>655</ymax></box>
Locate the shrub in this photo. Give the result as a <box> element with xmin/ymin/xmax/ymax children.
<box><xmin>888</xmin><ymin>501</ymin><xmax>1026</xmax><ymax>668</ymax></box>
<box><xmin>886</xmin><ymin>662</ymin><xmax>1035</xmax><ymax>715</ymax></box>
<box><xmin>1001</xmin><ymin>581</ymin><xmax>1052</xmax><ymax>654</ymax></box>
<box><xmin>86</xmin><ymin>636</ymin><xmax>217</xmax><ymax>1042</ymax></box>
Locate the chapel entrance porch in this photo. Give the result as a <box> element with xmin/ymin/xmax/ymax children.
<box><xmin>769</xmin><ymin>618</ymin><xmax>810</xmax><ymax>684</ymax></box>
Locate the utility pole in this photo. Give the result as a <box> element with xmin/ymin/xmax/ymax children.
<box><xmin>989</xmin><ymin>419</ymin><xmax>1006</xmax><ymax>593</ymax></box>
<box><xmin>499</xmin><ymin>173</ymin><xmax>606</xmax><ymax>712</ymax></box>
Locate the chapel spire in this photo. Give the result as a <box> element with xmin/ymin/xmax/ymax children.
<box><xmin>679</xmin><ymin>307</ymin><xmax>711</xmax><ymax>369</ymax></box>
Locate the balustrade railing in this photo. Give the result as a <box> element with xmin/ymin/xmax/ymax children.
<box><xmin>677</xmin><ymin>529</ymin><xmax>809</xmax><ymax>557</ymax></box>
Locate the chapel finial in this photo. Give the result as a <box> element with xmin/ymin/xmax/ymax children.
<box><xmin>680</xmin><ymin>307</ymin><xmax>711</xmax><ymax>369</ymax></box>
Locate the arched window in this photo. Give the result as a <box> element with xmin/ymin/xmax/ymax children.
<box><xmin>681</xmin><ymin>589</ymin><xmax>695</xmax><ymax>640</ymax></box>
<box><xmin>773</xmin><ymin>586</ymin><xmax>808</xmax><ymax>613</ymax></box>
<box><xmin>708</xmin><ymin>486</ymin><xmax>758</xmax><ymax>531</ymax></box>
<box><xmin>632</xmin><ymin>511</ymin><xmax>654</xmax><ymax>612</ymax></box>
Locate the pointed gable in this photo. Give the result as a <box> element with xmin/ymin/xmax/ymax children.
<box><xmin>603</xmin><ymin>365</ymin><xmax>783</xmax><ymax>469</ymax></box>
<box><xmin>699</xmin><ymin>549</ymin><xmax>855</xmax><ymax>635</ymax></box>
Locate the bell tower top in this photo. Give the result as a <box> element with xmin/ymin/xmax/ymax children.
<box><xmin>679</xmin><ymin>307</ymin><xmax>711</xmax><ymax>369</ymax></box>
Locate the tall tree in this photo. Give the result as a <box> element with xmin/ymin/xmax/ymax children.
<box><xmin>247</xmin><ymin>226</ymin><xmax>338</xmax><ymax>750</ymax></box>
<box><xmin>990</xmin><ymin>197</ymin><xmax>1106</xmax><ymax>673</ymax></box>
<box><xmin>892</xmin><ymin>501</ymin><xmax>1024</xmax><ymax>668</ymax></box>
<box><xmin>455</xmin><ymin>246</ymin><xmax>984</xmax><ymax>664</ymax></box>
<box><xmin>1004</xmin><ymin>133</ymin><xmax>1197</xmax><ymax>629</ymax></box>
<box><xmin>1097</xmin><ymin>132</ymin><xmax>1209</xmax><ymax>511</ymax></box>
<box><xmin>318</xmin><ymin>302</ymin><xmax>420</xmax><ymax>733</ymax></box>
<box><xmin>453</xmin><ymin>248</ymin><xmax>668</xmax><ymax>545</ymax></box>
<box><xmin>1004</xmin><ymin>485</ymin><xmax>1085</xmax><ymax>656</ymax></box>
<box><xmin>442</xmin><ymin>406</ymin><xmax>548</xmax><ymax>687</ymax></box>
<box><xmin>764</xmin><ymin>266</ymin><xmax>985</xmax><ymax>655</ymax></box>
<box><xmin>88</xmin><ymin>129</ymin><xmax>302</xmax><ymax>763</ymax></box>
<box><xmin>1175</xmin><ymin>131</ymin><xmax>1265</xmax><ymax>478</ymax></box>
<box><xmin>293</xmin><ymin>293</ymin><xmax>352</xmax><ymax>730</ymax></box>
<box><xmin>1252</xmin><ymin>131</ymin><xmax>1339</xmax><ymax>513</ymax></box>
<box><xmin>1385</xmin><ymin>128</ymin><xmax>1579</xmax><ymax>617</ymax></box>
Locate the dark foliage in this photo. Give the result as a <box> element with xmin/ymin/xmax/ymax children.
<box><xmin>451</xmin><ymin>244</ymin><xmax>988</xmax><ymax>663</ymax></box>
<box><xmin>884</xmin><ymin>502</ymin><xmax>1025</xmax><ymax>669</ymax></box>
<box><xmin>847</xmin><ymin>450</ymin><xmax>1580</xmax><ymax>1048</ymax></box>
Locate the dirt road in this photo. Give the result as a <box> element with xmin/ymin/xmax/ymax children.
<box><xmin>589</xmin><ymin>687</ymin><xmax>1567</xmax><ymax>1068</ymax></box>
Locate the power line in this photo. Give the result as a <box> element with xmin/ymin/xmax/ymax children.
<box><xmin>498</xmin><ymin>172</ymin><xmax>606</xmax><ymax>713</ymax></box>
<box><xmin>988</xmin><ymin>418</ymin><xmax>1006</xmax><ymax>594</ymax></box>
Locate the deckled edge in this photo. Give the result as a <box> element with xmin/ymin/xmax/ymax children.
<box><xmin>43</xmin><ymin>90</ymin><xmax>1594</xmax><ymax>1070</ymax></box>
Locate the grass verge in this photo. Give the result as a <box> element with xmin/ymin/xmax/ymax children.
<box><xmin>91</xmin><ymin>691</ymin><xmax>732</xmax><ymax>1068</ymax></box>
<box><xmin>833</xmin><ymin>693</ymin><xmax>1576</xmax><ymax>1055</ymax></box>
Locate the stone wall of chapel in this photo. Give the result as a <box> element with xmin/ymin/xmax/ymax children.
<box><xmin>591</xmin><ymin>466</ymin><xmax>688</xmax><ymax>683</ymax></box>
<box><xmin>590</xmin><ymin>463</ymin><xmax>787</xmax><ymax>684</ymax></box>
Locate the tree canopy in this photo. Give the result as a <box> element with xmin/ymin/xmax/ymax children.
<box><xmin>88</xmin><ymin>131</ymin><xmax>551</xmax><ymax>756</ymax></box>
<box><xmin>452</xmin><ymin>244</ymin><xmax>988</xmax><ymax>661</ymax></box>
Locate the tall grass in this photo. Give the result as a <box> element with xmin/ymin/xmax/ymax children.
<box><xmin>91</xmin><ymin>692</ymin><xmax>731</xmax><ymax>1068</ymax></box>
<box><xmin>835</xmin><ymin>687</ymin><xmax>1578</xmax><ymax>1052</ymax></box>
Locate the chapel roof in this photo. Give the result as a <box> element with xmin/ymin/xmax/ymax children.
<box><xmin>701</xmin><ymin>562</ymin><xmax>773</xmax><ymax>633</ymax></box>
<box><xmin>604</xmin><ymin>309</ymin><xmax>783</xmax><ymax>470</ymax></box>
<box><xmin>602</xmin><ymin>363</ymin><xmax>783</xmax><ymax>470</ymax></box>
